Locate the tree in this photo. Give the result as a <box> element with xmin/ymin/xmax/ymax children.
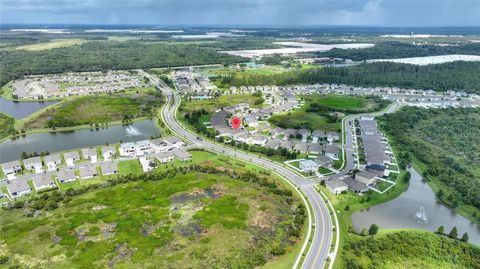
<box><xmin>449</xmin><ymin>227</ymin><xmax>458</xmax><ymax>239</ymax></box>
<box><xmin>461</xmin><ymin>232</ymin><xmax>469</xmax><ymax>242</ymax></box>
<box><xmin>368</xmin><ymin>224</ymin><xmax>379</xmax><ymax>235</ymax></box>
<box><xmin>436</xmin><ymin>225</ymin><xmax>444</xmax><ymax>234</ymax></box>
<box><xmin>437</xmin><ymin>189</ymin><xmax>444</xmax><ymax>199</ymax></box>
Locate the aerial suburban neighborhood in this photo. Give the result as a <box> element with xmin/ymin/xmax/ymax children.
<box><xmin>0</xmin><ymin>1</ymin><xmax>479</xmax><ymax>269</ymax></box>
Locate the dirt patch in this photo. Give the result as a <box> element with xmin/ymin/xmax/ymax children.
<box><xmin>92</xmin><ymin>205</ymin><xmax>108</xmax><ymax>211</ymax></box>
<box><xmin>107</xmin><ymin>242</ymin><xmax>135</xmax><ymax>268</ymax></box>
<box><xmin>174</xmin><ymin>223</ymin><xmax>203</xmax><ymax>237</ymax></box>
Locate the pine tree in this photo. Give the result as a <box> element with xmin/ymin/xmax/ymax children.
<box><xmin>436</xmin><ymin>225</ymin><xmax>444</xmax><ymax>234</ymax></box>
<box><xmin>461</xmin><ymin>232</ymin><xmax>469</xmax><ymax>242</ymax></box>
<box><xmin>449</xmin><ymin>227</ymin><xmax>458</xmax><ymax>239</ymax></box>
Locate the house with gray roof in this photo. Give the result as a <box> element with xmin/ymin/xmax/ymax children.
<box><xmin>1</xmin><ymin>160</ymin><xmax>22</xmax><ymax>176</ymax></box>
<box><xmin>343</xmin><ymin>177</ymin><xmax>369</xmax><ymax>194</ymax></box>
<box><xmin>150</xmin><ymin>138</ymin><xmax>170</xmax><ymax>152</ymax></box>
<box><xmin>355</xmin><ymin>171</ymin><xmax>377</xmax><ymax>186</ymax></box>
<box><xmin>279</xmin><ymin>140</ymin><xmax>295</xmax><ymax>150</ymax></box>
<box><xmin>308</xmin><ymin>143</ymin><xmax>323</xmax><ymax>155</ymax></box>
<box><xmin>314</xmin><ymin>155</ymin><xmax>334</xmax><ymax>168</ymax></box>
<box><xmin>44</xmin><ymin>154</ymin><xmax>62</xmax><ymax>171</ymax></box>
<box><xmin>79</xmin><ymin>165</ymin><xmax>98</xmax><ymax>179</ymax></box>
<box><xmin>172</xmin><ymin>148</ymin><xmax>192</xmax><ymax>161</ymax></box>
<box><xmin>294</xmin><ymin>142</ymin><xmax>309</xmax><ymax>154</ymax></box>
<box><xmin>265</xmin><ymin>139</ymin><xmax>282</xmax><ymax>149</ymax></box>
<box><xmin>271</xmin><ymin>127</ymin><xmax>285</xmax><ymax>137</ymax></box>
<box><xmin>64</xmin><ymin>151</ymin><xmax>80</xmax><ymax>167</ymax></box>
<box><xmin>100</xmin><ymin>162</ymin><xmax>118</xmax><ymax>175</ymax></box>
<box><xmin>284</xmin><ymin>129</ymin><xmax>298</xmax><ymax>140</ymax></box>
<box><xmin>7</xmin><ymin>180</ymin><xmax>31</xmax><ymax>198</ymax></box>
<box><xmin>32</xmin><ymin>173</ymin><xmax>56</xmax><ymax>191</ymax></box>
<box><xmin>23</xmin><ymin>157</ymin><xmax>43</xmax><ymax>173</ymax></box>
<box><xmin>326</xmin><ymin>180</ymin><xmax>348</xmax><ymax>195</ymax></box>
<box><xmin>298</xmin><ymin>129</ymin><xmax>311</xmax><ymax>142</ymax></box>
<box><xmin>82</xmin><ymin>148</ymin><xmax>98</xmax><ymax>163</ymax></box>
<box><xmin>57</xmin><ymin>167</ymin><xmax>77</xmax><ymax>183</ymax></box>
<box><xmin>325</xmin><ymin>145</ymin><xmax>340</xmax><ymax>160</ymax></box>
<box><xmin>326</xmin><ymin>132</ymin><xmax>340</xmax><ymax>144</ymax></box>
<box><xmin>299</xmin><ymin>160</ymin><xmax>319</xmax><ymax>173</ymax></box>
<box><xmin>311</xmin><ymin>130</ymin><xmax>326</xmax><ymax>143</ymax></box>
<box><xmin>156</xmin><ymin>151</ymin><xmax>175</xmax><ymax>163</ymax></box>
<box><xmin>164</xmin><ymin>136</ymin><xmax>184</xmax><ymax>148</ymax></box>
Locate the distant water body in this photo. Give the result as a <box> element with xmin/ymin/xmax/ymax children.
<box><xmin>0</xmin><ymin>98</ymin><xmax>58</xmax><ymax>119</ymax></box>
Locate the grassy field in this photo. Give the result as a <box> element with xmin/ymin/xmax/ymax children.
<box><xmin>180</xmin><ymin>94</ymin><xmax>264</xmax><ymax>114</ymax></box>
<box><xmin>0</xmin><ymin>150</ymin><xmax>306</xmax><ymax>269</ymax></box>
<box><xmin>342</xmin><ymin>230</ymin><xmax>479</xmax><ymax>269</ymax></box>
<box><xmin>0</xmin><ymin>112</ymin><xmax>16</xmax><ymax>140</ymax></box>
<box><xmin>24</xmin><ymin>88</ymin><xmax>162</xmax><ymax>129</ymax></box>
<box><xmin>269</xmin><ymin>94</ymin><xmax>386</xmax><ymax>132</ymax></box>
<box><xmin>14</xmin><ymin>39</ymin><xmax>89</xmax><ymax>51</ymax></box>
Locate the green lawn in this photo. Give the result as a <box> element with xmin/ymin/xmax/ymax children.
<box><xmin>14</xmin><ymin>39</ymin><xmax>89</xmax><ymax>51</ymax></box>
<box><xmin>118</xmin><ymin>159</ymin><xmax>143</xmax><ymax>175</ymax></box>
<box><xmin>180</xmin><ymin>94</ymin><xmax>264</xmax><ymax>114</ymax></box>
<box><xmin>319</xmin><ymin>166</ymin><xmax>333</xmax><ymax>175</ymax></box>
<box><xmin>0</xmin><ymin>151</ymin><xmax>306</xmax><ymax>269</ymax></box>
<box><xmin>24</xmin><ymin>88</ymin><xmax>162</xmax><ymax>129</ymax></box>
<box><xmin>0</xmin><ymin>112</ymin><xmax>16</xmax><ymax>140</ymax></box>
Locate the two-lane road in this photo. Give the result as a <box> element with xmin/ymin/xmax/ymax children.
<box><xmin>150</xmin><ymin>76</ymin><xmax>333</xmax><ymax>269</ymax></box>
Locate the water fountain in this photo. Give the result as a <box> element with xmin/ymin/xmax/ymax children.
<box><xmin>126</xmin><ymin>126</ymin><xmax>141</xmax><ymax>137</ymax></box>
<box><xmin>411</xmin><ymin>206</ymin><xmax>428</xmax><ymax>224</ymax></box>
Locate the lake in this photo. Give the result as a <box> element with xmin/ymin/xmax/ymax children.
<box><xmin>0</xmin><ymin>97</ymin><xmax>58</xmax><ymax>119</ymax></box>
<box><xmin>0</xmin><ymin>120</ymin><xmax>160</xmax><ymax>163</ymax></box>
<box><xmin>351</xmin><ymin>167</ymin><xmax>480</xmax><ymax>245</ymax></box>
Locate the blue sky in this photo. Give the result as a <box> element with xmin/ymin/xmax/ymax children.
<box><xmin>0</xmin><ymin>0</ymin><xmax>479</xmax><ymax>26</ymax></box>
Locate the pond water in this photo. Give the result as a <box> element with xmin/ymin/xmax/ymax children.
<box><xmin>0</xmin><ymin>97</ymin><xmax>58</xmax><ymax>119</ymax></box>
<box><xmin>0</xmin><ymin>120</ymin><xmax>160</xmax><ymax>163</ymax></box>
<box><xmin>351</xmin><ymin>167</ymin><xmax>480</xmax><ymax>245</ymax></box>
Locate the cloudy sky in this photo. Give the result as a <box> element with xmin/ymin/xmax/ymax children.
<box><xmin>0</xmin><ymin>0</ymin><xmax>479</xmax><ymax>27</ymax></box>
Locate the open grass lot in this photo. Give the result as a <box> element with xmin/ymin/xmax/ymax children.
<box><xmin>342</xmin><ymin>230</ymin><xmax>480</xmax><ymax>269</ymax></box>
<box><xmin>14</xmin><ymin>39</ymin><xmax>89</xmax><ymax>51</ymax></box>
<box><xmin>0</xmin><ymin>112</ymin><xmax>16</xmax><ymax>140</ymax></box>
<box><xmin>380</xmin><ymin>107</ymin><xmax>480</xmax><ymax>224</ymax></box>
<box><xmin>180</xmin><ymin>94</ymin><xmax>264</xmax><ymax>114</ymax></box>
<box><xmin>23</xmin><ymin>88</ymin><xmax>162</xmax><ymax>129</ymax></box>
<box><xmin>0</xmin><ymin>150</ymin><xmax>306</xmax><ymax>269</ymax></box>
<box><xmin>269</xmin><ymin>94</ymin><xmax>388</xmax><ymax>131</ymax></box>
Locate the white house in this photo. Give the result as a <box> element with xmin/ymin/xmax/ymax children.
<box><xmin>150</xmin><ymin>138</ymin><xmax>171</xmax><ymax>152</ymax></box>
<box><xmin>163</xmin><ymin>136</ymin><xmax>184</xmax><ymax>148</ymax></box>
<box><xmin>325</xmin><ymin>145</ymin><xmax>340</xmax><ymax>160</ymax></box>
<box><xmin>135</xmin><ymin>140</ymin><xmax>153</xmax><ymax>156</ymax></box>
<box><xmin>250</xmin><ymin>134</ymin><xmax>268</xmax><ymax>146</ymax></box>
<box><xmin>299</xmin><ymin>160</ymin><xmax>319</xmax><ymax>173</ymax></box>
<box><xmin>23</xmin><ymin>157</ymin><xmax>43</xmax><ymax>173</ymax></box>
<box><xmin>32</xmin><ymin>173</ymin><xmax>56</xmax><ymax>191</ymax></box>
<box><xmin>326</xmin><ymin>132</ymin><xmax>340</xmax><ymax>144</ymax></box>
<box><xmin>119</xmin><ymin>142</ymin><xmax>136</xmax><ymax>156</ymax></box>
<box><xmin>355</xmin><ymin>171</ymin><xmax>377</xmax><ymax>186</ymax></box>
<box><xmin>57</xmin><ymin>168</ymin><xmax>77</xmax><ymax>183</ymax></box>
<box><xmin>101</xmin><ymin>146</ymin><xmax>116</xmax><ymax>161</ymax></box>
<box><xmin>172</xmin><ymin>148</ymin><xmax>192</xmax><ymax>161</ymax></box>
<box><xmin>79</xmin><ymin>165</ymin><xmax>98</xmax><ymax>179</ymax></box>
<box><xmin>44</xmin><ymin>154</ymin><xmax>62</xmax><ymax>171</ymax></box>
<box><xmin>326</xmin><ymin>180</ymin><xmax>348</xmax><ymax>195</ymax></box>
<box><xmin>139</xmin><ymin>157</ymin><xmax>155</xmax><ymax>172</ymax></box>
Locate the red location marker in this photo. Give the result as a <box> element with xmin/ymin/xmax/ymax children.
<box><xmin>231</xmin><ymin>116</ymin><xmax>241</xmax><ymax>129</ymax></box>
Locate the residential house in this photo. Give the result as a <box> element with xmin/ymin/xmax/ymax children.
<box><xmin>136</xmin><ymin>140</ymin><xmax>153</xmax><ymax>156</ymax></box>
<box><xmin>326</xmin><ymin>180</ymin><xmax>348</xmax><ymax>195</ymax></box>
<box><xmin>314</xmin><ymin>155</ymin><xmax>334</xmax><ymax>168</ymax></box>
<box><xmin>164</xmin><ymin>136</ymin><xmax>185</xmax><ymax>148</ymax></box>
<box><xmin>44</xmin><ymin>154</ymin><xmax>62</xmax><ymax>171</ymax></box>
<box><xmin>32</xmin><ymin>173</ymin><xmax>56</xmax><ymax>191</ymax></box>
<box><xmin>119</xmin><ymin>142</ymin><xmax>136</xmax><ymax>157</ymax></box>
<box><xmin>172</xmin><ymin>148</ymin><xmax>193</xmax><ymax>161</ymax></box>
<box><xmin>79</xmin><ymin>165</ymin><xmax>98</xmax><ymax>179</ymax></box>
<box><xmin>101</xmin><ymin>146</ymin><xmax>116</xmax><ymax>161</ymax></box>
<box><xmin>284</xmin><ymin>129</ymin><xmax>298</xmax><ymax>140</ymax></box>
<box><xmin>82</xmin><ymin>148</ymin><xmax>98</xmax><ymax>163</ymax></box>
<box><xmin>355</xmin><ymin>171</ymin><xmax>377</xmax><ymax>186</ymax></box>
<box><xmin>294</xmin><ymin>142</ymin><xmax>309</xmax><ymax>154</ymax></box>
<box><xmin>156</xmin><ymin>151</ymin><xmax>175</xmax><ymax>163</ymax></box>
<box><xmin>279</xmin><ymin>140</ymin><xmax>295</xmax><ymax>150</ymax></box>
<box><xmin>57</xmin><ymin>168</ymin><xmax>77</xmax><ymax>183</ymax></box>
<box><xmin>325</xmin><ymin>145</ymin><xmax>340</xmax><ymax>160</ymax></box>
<box><xmin>139</xmin><ymin>157</ymin><xmax>155</xmax><ymax>172</ymax></box>
<box><xmin>100</xmin><ymin>162</ymin><xmax>119</xmax><ymax>175</ymax></box>
<box><xmin>308</xmin><ymin>143</ymin><xmax>323</xmax><ymax>155</ymax></box>
<box><xmin>1</xmin><ymin>160</ymin><xmax>22</xmax><ymax>176</ymax></box>
<box><xmin>343</xmin><ymin>177</ymin><xmax>369</xmax><ymax>194</ymax></box>
<box><xmin>7</xmin><ymin>180</ymin><xmax>31</xmax><ymax>198</ymax></box>
<box><xmin>326</xmin><ymin>132</ymin><xmax>340</xmax><ymax>144</ymax></box>
<box><xmin>271</xmin><ymin>127</ymin><xmax>285</xmax><ymax>138</ymax></box>
<box><xmin>64</xmin><ymin>151</ymin><xmax>80</xmax><ymax>167</ymax></box>
<box><xmin>299</xmin><ymin>160</ymin><xmax>319</xmax><ymax>173</ymax></box>
<box><xmin>298</xmin><ymin>129</ymin><xmax>311</xmax><ymax>142</ymax></box>
<box><xmin>23</xmin><ymin>157</ymin><xmax>43</xmax><ymax>173</ymax></box>
<box><xmin>265</xmin><ymin>139</ymin><xmax>282</xmax><ymax>149</ymax></box>
<box><xmin>150</xmin><ymin>138</ymin><xmax>171</xmax><ymax>152</ymax></box>
<box><xmin>250</xmin><ymin>134</ymin><xmax>268</xmax><ymax>146</ymax></box>
<box><xmin>311</xmin><ymin>130</ymin><xmax>326</xmax><ymax>143</ymax></box>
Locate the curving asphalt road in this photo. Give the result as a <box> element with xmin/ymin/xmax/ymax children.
<box><xmin>141</xmin><ymin>70</ymin><xmax>333</xmax><ymax>269</ymax></box>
